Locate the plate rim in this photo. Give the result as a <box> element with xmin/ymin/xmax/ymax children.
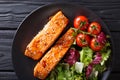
<box><xmin>11</xmin><ymin>3</ymin><xmax>114</xmax><ymax>80</ymax></box>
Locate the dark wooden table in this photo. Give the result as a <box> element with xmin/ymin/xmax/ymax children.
<box><xmin>0</xmin><ymin>0</ymin><xmax>120</xmax><ymax>80</ymax></box>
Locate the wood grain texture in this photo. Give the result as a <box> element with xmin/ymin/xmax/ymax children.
<box><xmin>0</xmin><ymin>1</ymin><xmax>120</xmax><ymax>31</ymax></box>
<box><xmin>111</xmin><ymin>32</ymin><xmax>120</xmax><ymax>72</ymax></box>
<box><xmin>0</xmin><ymin>30</ymin><xmax>15</xmax><ymax>70</ymax></box>
<box><xmin>0</xmin><ymin>0</ymin><xmax>120</xmax><ymax>80</ymax></box>
<box><xmin>0</xmin><ymin>72</ymin><xmax>18</xmax><ymax>80</ymax></box>
<box><xmin>1</xmin><ymin>0</ymin><xmax>120</xmax><ymax>3</ymax></box>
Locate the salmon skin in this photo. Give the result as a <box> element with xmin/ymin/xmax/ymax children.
<box><xmin>24</xmin><ymin>11</ymin><xmax>69</xmax><ymax>60</ymax></box>
<box><xmin>34</xmin><ymin>28</ymin><xmax>75</xmax><ymax>79</ymax></box>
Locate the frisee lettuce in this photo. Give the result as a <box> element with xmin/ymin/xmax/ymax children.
<box><xmin>100</xmin><ymin>42</ymin><xmax>111</xmax><ymax>65</ymax></box>
<box><xmin>94</xmin><ymin>64</ymin><xmax>106</xmax><ymax>73</ymax></box>
<box><xmin>46</xmin><ymin>63</ymin><xmax>83</xmax><ymax>80</ymax></box>
<box><xmin>88</xmin><ymin>68</ymin><xmax>98</xmax><ymax>80</ymax></box>
<box><xmin>80</xmin><ymin>47</ymin><xmax>93</xmax><ymax>67</ymax></box>
<box><xmin>46</xmin><ymin>40</ymin><xmax>111</xmax><ymax>80</ymax></box>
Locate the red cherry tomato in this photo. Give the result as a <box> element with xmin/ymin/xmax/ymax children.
<box><xmin>74</xmin><ymin>16</ymin><xmax>89</xmax><ymax>31</ymax></box>
<box><xmin>90</xmin><ymin>38</ymin><xmax>103</xmax><ymax>51</ymax></box>
<box><xmin>88</xmin><ymin>22</ymin><xmax>101</xmax><ymax>35</ymax></box>
<box><xmin>76</xmin><ymin>33</ymin><xmax>90</xmax><ymax>47</ymax></box>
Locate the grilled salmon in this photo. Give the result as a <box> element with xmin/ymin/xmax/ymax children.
<box><xmin>34</xmin><ymin>28</ymin><xmax>75</xmax><ymax>79</ymax></box>
<box><xmin>25</xmin><ymin>11</ymin><xmax>69</xmax><ymax>60</ymax></box>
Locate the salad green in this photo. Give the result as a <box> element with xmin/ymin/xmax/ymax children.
<box><xmin>80</xmin><ymin>47</ymin><xmax>93</xmax><ymax>67</ymax></box>
<box><xmin>100</xmin><ymin>42</ymin><xmax>111</xmax><ymax>65</ymax></box>
<box><xmin>46</xmin><ymin>63</ymin><xmax>83</xmax><ymax>80</ymax></box>
<box><xmin>46</xmin><ymin>15</ymin><xmax>111</xmax><ymax>80</ymax></box>
<box><xmin>46</xmin><ymin>41</ymin><xmax>111</xmax><ymax>80</ymax></box>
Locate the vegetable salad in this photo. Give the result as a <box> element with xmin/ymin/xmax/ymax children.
<box><xmin>46</xmin><ymin>16</ymin><xmax>111</xmax><ymax>80</ymax></box>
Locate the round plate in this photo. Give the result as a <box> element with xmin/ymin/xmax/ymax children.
<box><xmin>12</xmin><ymin>3</ymin><xmax>114</xmax><ymax>80</ymax></box>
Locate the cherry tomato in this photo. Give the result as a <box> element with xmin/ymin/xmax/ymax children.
<box><xmin>88</xmin><ymin>22</ymin><xmax>101</xmax><ymax>35</ymax></box>
<box><xmin>76</xmin><ymin>33</ymin><xmax>90</xmax><ymax>47</ymax></box>
<box><xmin>74</xmin><ymin>16</ymin><xmax>89</xmax><ymax>31</ymax></box>
<box><xmin>90</xmin><ymin>38</ymin><xmax>103</xmax><ymax>51</ymax></box>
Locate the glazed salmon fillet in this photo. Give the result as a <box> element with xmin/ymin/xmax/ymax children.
<box><xmin>24</xmin><ymin>11</ymin><xmax>68</xmax><ymax>60</ymax></box>
<box><xmin>34</xmin><ymin>28</ymin><xmax>75</xmax><ymax>79</ymax></box>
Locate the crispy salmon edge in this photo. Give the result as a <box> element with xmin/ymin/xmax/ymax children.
<box><xmin>24</xmin><ymin>11</ymin><xmax>69</xmax><ymax>60</ymax></box>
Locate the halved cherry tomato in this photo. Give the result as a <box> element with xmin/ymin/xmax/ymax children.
<box><xmin>88</xmin><ymin>22</ymin><xmax>101</xmax><ymax>35</ymax></box>
<box><xmin>90</xmin><ymin>38</ymin><xmax>103</xmax><ymax>51</ymax></box>
<box><xmin>76</xmin><ymin>33</ymin><xmax>90</xmax><ymax>47</ymax></box>
<box><xmin>74</xmin><ymin>16</ymin><xmax>89</xmax><ymax>31</ymax></box>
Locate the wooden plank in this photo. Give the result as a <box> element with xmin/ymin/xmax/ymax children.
<box><xmin>0</xmin><ymin>72</ymin><xmax>18</xmax><ymax>80</ymax></box>
<box><xmin>79</xmin><ymin>0</ymin><xmax>120</xmax><ymax>3</ymax></box>
<box><xmin>103</xmin><ymin>20</ymin><xmax>120</xmax><ymax>31</ymax></box>
<box><xmin>0</xmin><ymin>30</ymin><xmax>15</xmax><ymax>70</ymax></box>
<box><xmin>0</xmin><ymin>0</ymin><xmax>119</xmax><ymax>3</ymax></box>
<box><xmin>0</xmin><ymin>1</ymin><xmax>42</xmax><ymax>29</ymax></box>
<box><xmin>0</xmin><ymin>30</ymin><xmax>15</xmax><ymax>39</ymax></box>
<box><xmin>110</xmin><ymin>32</ymin><xmax>120</xmax><ymax>72</ymax></box>
<box><xmin>0</xmin><ymin>1</ymin><xmax>43</xmax><ymax>29</ymax></box>
<box><xmin>0</xmin><ymin>1</ymin><xmax>119</xmax><ymax>31</ymax></box>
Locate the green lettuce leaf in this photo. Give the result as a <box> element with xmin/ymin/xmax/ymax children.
<box><xmin>94</xmin><ymin>64</ymin><xmax>106</xmax><ymax>73</ymax></box>
<box><xmin>46</xmin><ymin>63</ymin><xmax>83</xmax><ymax>80</ymax></box>
<box><xmin>100</xmin><ymin>42</ymin><xmax>111</xmax><ymax>65</ymax></box>
<box><xmin>80</xmin><ymin>47</ymin><xmax>93</xmax><ymax>66</ymax></box>
<box><xmin>88</xmin><ymin>68</ymin><xmax>98</xmax><ymax>80</ymax></box>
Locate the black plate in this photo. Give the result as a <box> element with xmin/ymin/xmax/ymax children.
<box><xmin>12</xmin><ymin>3</ymin><xmax>114</xmax><ymax>80</ymax></box>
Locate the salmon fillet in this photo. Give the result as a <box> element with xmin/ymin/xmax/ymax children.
<box><xmin>24</xmin><ymin>11</ymin><xmax>68</xmax><ymax>60</ymax></box>
<box><xmin>34</xmin><ymin>28</ymin><xmax>75</xmax><ymax>79</ymax></box>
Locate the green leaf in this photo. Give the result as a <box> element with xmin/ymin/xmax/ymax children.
<box><xmin>94</xmin><ymin>64</ymin><xmax>106</xmax><ymax>73</ymax></box>
<box><xmin>80</xmin><ymin>47</ymin><xmax>93</xmax><ymax>67</ymax></box>
<box><xmin>47</xmin><ymin>63</ymin><xmax>84</xmax><ymax>80</ymax></box>
<box><xmin>101</xmin><ymin>42</ymin><xmax>111</xmax><ymax>53</ymax></box>
<box><xmin>101</xmin><ymin>49</ymin><xmax>111</xmax><ymax>65</ymax></box>
<box><xmin>100</xmin><ymin>42</ymin><xmax>111</xmax><ymax>65</ymax></box>
<box><xmin>88</xmin><ymin>68</ymin><xmax>98</xmax><ymax>80</ymax></box>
